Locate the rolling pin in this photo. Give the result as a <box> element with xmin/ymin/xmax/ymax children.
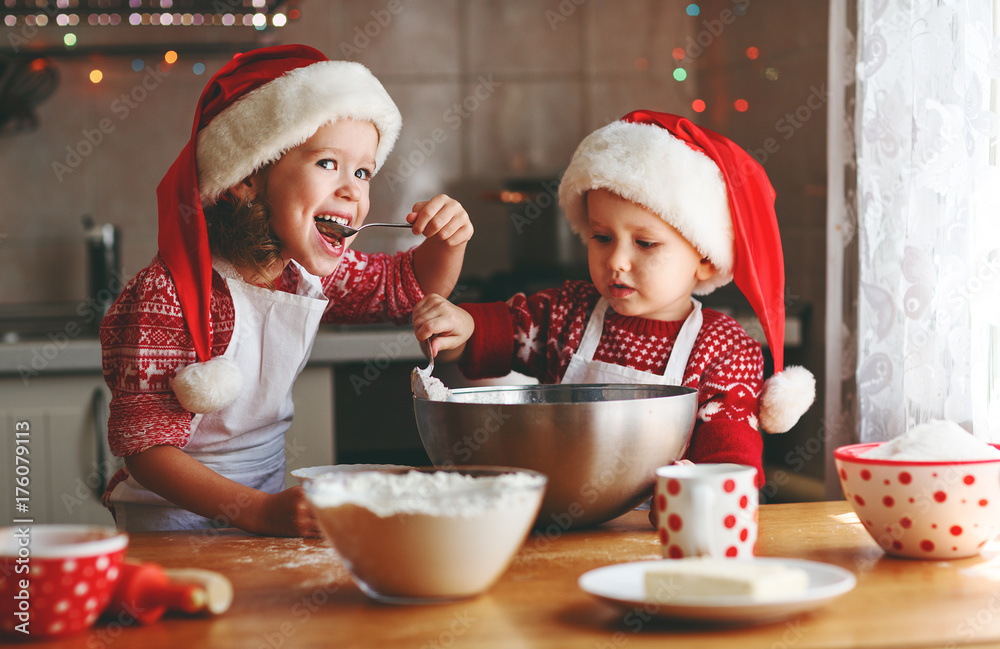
<box><xmin>105</xmin><ymin>561</ymin><xmax>234</xmax><ymax>625</ymax></box>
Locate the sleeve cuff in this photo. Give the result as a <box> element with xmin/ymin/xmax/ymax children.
<box><xmin>398</xmin><ymin>248</ymin><xmax>425</xmax><ymax>308</ymax></box>
<box><xmin>458</xmin><ymin>302</ymin><xmax>515</xmax><ymax>379</ymax></box>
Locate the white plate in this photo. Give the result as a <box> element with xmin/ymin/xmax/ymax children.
<box><xmin>578</xmin><ymin>558</ymin><xmax>856</xmax><ymax>626</ymax></box>
<box><xmin>290</xmin><ymin>464</ymin><xmax>409</xmax><ymax>483</ymax></box>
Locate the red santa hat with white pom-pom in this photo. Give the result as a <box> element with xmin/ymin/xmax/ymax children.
<box><xmin>158</xmin><ymin>44</ymin><xmax>401</xmax><ymax>414</ymax></box>
<box><xmin>558</xmin><ymin>110</ymin><xmax>815</xmax><ymax>433</ymax></box>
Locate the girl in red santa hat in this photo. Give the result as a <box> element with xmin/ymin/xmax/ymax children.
<box><xmin>100</xmin><ymin>45</ymin><xmax>473</xmax><ymax>535</ymax></box>
<box><xmin>413</xmin><ymin>110</ymin><xmax>815</xmax><ymax>500</ymax></box>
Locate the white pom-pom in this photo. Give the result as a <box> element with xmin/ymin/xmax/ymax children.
<box><xmin>759</xmin><ymin>365</ymin><xmax>816</xmax><ymax>434</ymax></box>
<box><xmin>170</xmin><ymin>357</ymin><xmax>243</xmax><ymax>414</ymax></box>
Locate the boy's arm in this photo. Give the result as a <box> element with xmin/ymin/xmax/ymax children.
<box><xmin>413</xmin><ymin>283</ymin><xmax>584</xmax><ymax>381</ymax></box>
<box><xmin>684</xmin><ymin>420</ymin><xmax>764</xmax><ymax>486</ymax></box>
<box><xmin>683</xmin><ymin>336</ymin><xmax>765</xmax><ymax>486</ymax></box>
<box><xmin>407</xmin><ymin>194</ymin><xmax>474</xmax><ymax>298</ymax></box>
<box><xmin>124</xmin><ymin>445</ymin><xmax>319</xmax><ymax>537</ymax></box>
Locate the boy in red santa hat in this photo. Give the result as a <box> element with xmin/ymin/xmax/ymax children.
<box><xmin>101</xmin><ymin>44</ymin><xmax>473</xmax><ymax>535</ymax></box>
<box><xmin>413</xmin><ymin>110</ymin><xmax>815</xmax><ymax>491</ymax></box>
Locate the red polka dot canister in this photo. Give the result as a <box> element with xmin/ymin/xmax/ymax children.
<box><xmin>654</xmin><ymin>463</ymin><xmax>759</xmax><ymax>559</ymax></box>
<box><xmin>834</xmin><ymin>443</ymin><xmax>1000</xmax><ymax>559</ymax></box>
<box><xmin>1</xmin><ymin>525</ymin><xmax>129</xmax><ymax>639</ymax></box>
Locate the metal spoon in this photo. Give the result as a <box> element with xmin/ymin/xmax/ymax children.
<box><xmin>316</xmin><ymin>221</ymin><xmax>412</xmax><ymax>238</ymax></box>
<box><xmin>419</xmin><ymin>337</ymin><xmax>435</xmax><ymax>375</ymax></box>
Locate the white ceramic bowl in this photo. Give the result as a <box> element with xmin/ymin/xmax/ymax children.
<box><xmin>302</xmin><ymin>466</ymin><xmax>546</xmax><ymax>604</ymax></box>
<box><xmin>834</xmin><ymin>442</ymin><xmax>1000</xmax><ymax>559</ymax></box>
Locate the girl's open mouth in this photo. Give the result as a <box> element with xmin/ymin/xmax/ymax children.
<box><xmin>315</xmin><ymin>215</ymin><xmax>350</xmax><ymax>249</ymax></box>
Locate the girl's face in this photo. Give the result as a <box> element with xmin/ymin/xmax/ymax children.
<box><xmin>255</xmin><ymin>118</ymin><xmax>379</xmax><ymax>278</ymax></box>
<box><xmin>586</xmin><ymin>188</ymin><xmax>715</xmax><ymax>321</ymax></box>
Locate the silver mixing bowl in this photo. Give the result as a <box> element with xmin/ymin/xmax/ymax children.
<box><xmin>413</xmin><ymin>384</ymin><xmax>697</xmax><ymax>529</ymax></box>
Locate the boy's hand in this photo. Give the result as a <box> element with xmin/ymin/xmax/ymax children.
<box><xmin>412</xmin><ymin>294</ymin><xmax>474</xmax><ymax>362</ymax></box>
<box><xmin>407</xmin><ymin>194</ymin><xmax>474</xmax><ymax>247</ymax></box>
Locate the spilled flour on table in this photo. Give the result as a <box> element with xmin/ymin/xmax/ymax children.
<box><xmin>226</xmin><ymin>537</ymin><xmax>348</xmax><ymax>588</ymax></box>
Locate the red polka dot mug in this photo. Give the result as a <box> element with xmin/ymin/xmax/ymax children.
<box><xmin>835</xmin><ymin>443</ymin><xmax>1000</xmax><ymax>559</ymax></box>
<box><xmin>653</xmin><ymin>463</ymin><xmax>759</xmax><ymax>559</ymax></box>
<box><xmin>1</xmin><ymin>525</ymin><xmax>129</xmax><ymax>639</ymax></box>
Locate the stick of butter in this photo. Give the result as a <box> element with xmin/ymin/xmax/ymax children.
<box><xmin>644</xmin><ymin>558</ymin><xmax>809</xmax><ymax>602</ymax></box>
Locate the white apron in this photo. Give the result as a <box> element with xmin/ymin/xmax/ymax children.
<box><xmin>111</xmin><ymin>259</ymin><xmax>328</xmax><ymax>531</ymax></box>
<box><xmin>563</xmin><ymin>297</ymin><xmax>703</xmax><ymax>511</ymax></box>
<box><xmin>561</xmin><ymin>298</ymin><xmax>703</xmax><ymax>386</ymax></box>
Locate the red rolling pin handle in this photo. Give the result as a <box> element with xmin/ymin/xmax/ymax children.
<box><xmin>104</xmin><ymin>562</ymin><xmax>211</xmax><ymax>625</ymax></box>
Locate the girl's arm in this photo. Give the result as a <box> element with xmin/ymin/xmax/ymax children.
<box><xmin>408</xmin><ymin>194</ymin><xmax>474</xmax><ymax>298</ymax></box>
<box><xmin>124</xmin><ymin>445</ymin><xmax>320</xmax><ymax>537</ymax></box>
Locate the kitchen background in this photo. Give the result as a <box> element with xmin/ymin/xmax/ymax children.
<box><xmin>0</xmin><ymin>0</ymin><xmax>829</xmax><ymax>509</ymax></box>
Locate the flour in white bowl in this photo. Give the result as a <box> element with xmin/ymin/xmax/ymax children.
<box><xmin>861</xmin><ymin>419</ymin><xmax>1000</xmax><ymax>461</ymax></box>
<box><xmin>305</xmin><ymin>469</ymin><xmax>545</xmax><ymax>518</ymax></box>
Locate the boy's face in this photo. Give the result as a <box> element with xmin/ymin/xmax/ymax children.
<box><xmin>255</xmin><ymin>118</ymin><xmax>379</xmax><ymax>278</ymax></box>
<box><xmin>586</xmin><ymin>188</ymin><xmax>715</xmax><ymax>321</ymax></box>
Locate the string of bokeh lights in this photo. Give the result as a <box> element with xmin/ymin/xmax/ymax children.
<box><xmin>3</xmin><ymin>9</ymin><xmax>294</xmax><ymax>28</ymax></box>
<box><xmin>2</xmin><ymin>1</ymin><xmax>298</xmax><ymax>85</ymax></box>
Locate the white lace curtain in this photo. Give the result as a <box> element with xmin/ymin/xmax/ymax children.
<box><xmin>828</xmin><ymin>0</ymin><xmax>1000</xmax><ymax>469</ymax></box>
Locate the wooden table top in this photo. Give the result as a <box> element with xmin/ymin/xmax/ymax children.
<box><xmin>33</xmin><ymin>501</ymin><xmax>1000</xmax><ymax>648</ymax></box>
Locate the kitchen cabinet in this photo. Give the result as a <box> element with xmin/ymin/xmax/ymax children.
<box><xmin>0</xmin><ymin>366</ymin><xmax>334</xmax><ymax>525</ymax></box>
<box><xmin>283</xmin><ymin>366</ymin><xmax>334</xmax><ymax>487</ymax></box>
<box><xmin>1</xmin><ymin>374</ymin><xmax>117</xmax><ymax>525</ymax></box>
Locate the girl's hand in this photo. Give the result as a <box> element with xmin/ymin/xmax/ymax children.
<box><xmin>407</xmin><ymin>194</ymin><xmax>474</xmax><ymax>247</ymax></box>
<box><xmin>412</xmin><ymin>294</ymin><xmax>474</xmax><ymax>363</ymax></box>
<box><xmin>124</xmin><ymin>445</ymin><xmax>321</xmax><ymax>538</ymax></box>
<box><xmin>257</xmin><ymin>486</ymin><xmax>322</xmax><ymax>538</ymax></box>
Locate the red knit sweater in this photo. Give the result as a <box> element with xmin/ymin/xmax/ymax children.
<box><xmin>458</xmin><ymin>280</ymin><xmax>765</xmax><ymax>485</ymax></box>
<box><xmin>100</xmin><ymin>249</ymin><xmax>423</xmax><ymax>461</ymax></box>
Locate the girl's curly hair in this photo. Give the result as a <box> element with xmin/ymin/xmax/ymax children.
<box><xmin>204</xmin><ymin>193</ymin><xmax>283</xmax><ymax>288</ymax></box>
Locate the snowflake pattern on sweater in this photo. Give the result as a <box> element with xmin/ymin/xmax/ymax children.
<box><xmin>100</xmin><ymin>249</ymin><xmax>423</xmax><ymax>461</ymax></box>
<box><xmin>458</xmin><ymin>280</ymin><xmax>765</xmax><ymax>484</ymax></box>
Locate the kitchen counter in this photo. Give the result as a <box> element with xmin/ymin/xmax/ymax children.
<box><xmin>0</xmin><ymin>324</ymin><xmax>424</xmax><ymax>376</ymax></box>
<box><xmin>27</xmin><ymin>501</ymin><xmax>1000</xmax><ymax>648</ymax></box>
<box><xmin>0</xmin><ymin>306</ymin><xmax>802</xmax><ymax>377</ymax></box>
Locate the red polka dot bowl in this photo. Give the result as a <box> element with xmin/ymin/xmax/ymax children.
<box><xmin>834</xmin><ymin>443</ymin><xmax>1000</xmax><ymax>560</ymax></box>
<box><xmin>0</xmin><ymin>525</ymin><xmax>129</xmax><ymax>639</ymax></box>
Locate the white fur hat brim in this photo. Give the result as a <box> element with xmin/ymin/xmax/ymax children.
<box><xmin>196</xmin><ymin>60</ymin><xmax>401</xmax><ymax>204</ymax></box>
<box><xmin>558</xmin><ymin>120</ymin><xmax>734</xmax><ymax>295</ymax></box>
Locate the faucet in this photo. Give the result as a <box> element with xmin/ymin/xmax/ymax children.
<box><xmin>82</xmin><ymin>214</ymin><xmax>122</xmax><ymax>330</ymax></box>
